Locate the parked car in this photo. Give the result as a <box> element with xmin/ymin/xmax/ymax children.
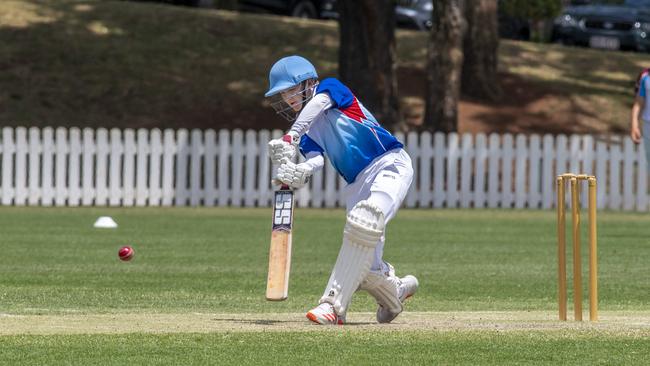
<box><xmin>131</xmin><ymin>0</ymin><xmax>207</xmax><ymax>7</ymax></box>
<box><xmin>498</xmin><ymin>8</ymin><xmax>531</xmax><ymax>41</ymax></box>
<box><xmin>394</xmin><ymin>0</ymin><xmax>433</xmax><ymax>31</ymax></box>
<box><xmin>138</xmin><ymin>0</ymin><xmax>529</xmax><ymax>39</ymax></box>
<box><xmin>239</xmin><ymin>0</ymin><xmax>433</xmax><ymax>26</ymax></box>
<box><xmin>551</xmin><ymin>0</ymin><xmax>650</xmax><ymax>51</ymax></box>
<box><xmin>393</xmin><ymin>0</ymin><xmax>530</xmax><ymax>40</ymax></box>
<box><xmin>238</xmin><ymin>0</ymin><xmax>438</xmax><ymax>28</ymax></box>
<box><xmin>238</xmin><ymin>0</ymin><xmax>338</xmax><ymax>19</ymax></box>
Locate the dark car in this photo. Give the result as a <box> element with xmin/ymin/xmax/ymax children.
<box><xmin>552</xmin><ymin>0</ymin><xmax>650</xmax><ymax>51</ymax></box>
<box><xmin>394</xmin><ymin>0</ymin><xmax>434</xmax><ymax>30</ymax></box>
<box><xmin>130</xmin><ymin>0</ymin><xmax>213</xmax><ymax>7</ymax></box>
<box><xmin>239</xmin><ymin>0</ymin><xmax>433</xmax><ymax>27</ymax></box>
<box><xmin>396</xmin><ymin>0</ymin><xmax>530</xmax><ymax>40</ymax></box>
<box><xmin>238</xmin><ymin>0</ymin><xmax>337</xmax><ymax>19</ymax></box>
<box><xmin>498</xmin><ymin>8</ymin><xmax>531</xmax><ymax>40</ymax></box>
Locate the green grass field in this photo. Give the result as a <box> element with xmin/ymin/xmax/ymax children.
<box><xmin>1</xmin><ymin>207</ymin><xmax>649</xmax><ymax>364</ymax></box>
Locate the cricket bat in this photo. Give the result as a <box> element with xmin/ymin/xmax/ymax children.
<box><xmin>266</xmin><ymin>184</ymin><xmax>294</xmax><ymax>301</ymax></box>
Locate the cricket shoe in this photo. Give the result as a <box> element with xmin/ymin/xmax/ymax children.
<box><xmin>376</xmin><ymin>274</ymin><xmax>418</xmax><ymax>323</ymax></box>
<box><xmin>306</xmin><ymin>303</ymin><xmax>345</xmax><ymax>325</ymax></box>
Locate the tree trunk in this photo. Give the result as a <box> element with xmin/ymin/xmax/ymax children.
<box><xmin>424</xmin><ymin>0</ymin><xmax>463</xmax><ymax>133</ymax></box>
<box><xmin>338</xmin><ymin>0</ymin><xmax>399</xmax><ymax>129</ymax></box>
<box><xmin>462</xmin><ymin>0</ymin><xmax>500</xmax><ymax>100</ymax></box>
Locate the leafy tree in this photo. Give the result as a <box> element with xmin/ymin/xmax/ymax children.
<box><xmin>501</xmin><ymin>0</ymin><xmax>563</xmax><ymax>20</ymax></box>
<box><xmin>501</xmin><ymin>0</ymin><xmax>563</xmax><ymax>41</ymax></box>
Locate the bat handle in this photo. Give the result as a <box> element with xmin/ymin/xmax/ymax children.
<box><xmin>271</xmin><ymin>178</ymin><xmax>289</xmax><ymax>190</ymax></box>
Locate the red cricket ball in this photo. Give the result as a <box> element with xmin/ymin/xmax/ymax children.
<box><xmin>118</xmin><ymin>246</ymin><xmax>134</xmax><ymax>261</ymax></box>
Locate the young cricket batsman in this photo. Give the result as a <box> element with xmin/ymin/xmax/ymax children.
<box><xmin>265</xmin><ymin>55</ymin><xmax>418</xmax><ymax>325</ymax></box>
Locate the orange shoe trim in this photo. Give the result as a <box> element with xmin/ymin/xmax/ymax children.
<box><xmin>306</xmin><ymin>312</ymin><xmax>321</xmax><ymax>324</ymax></box>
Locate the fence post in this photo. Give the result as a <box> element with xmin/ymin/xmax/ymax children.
<box><xmin>81</xmin><ymin>128</ymin><xmax>95</xmax><ymax>206</ymax></box>
<box><xmin>541</xmin><ymin>134</ymin><xmax>554</xmax><ymax>209</ymax></box>
<box><xmin>136</xmin><ymin>129</ymin><xmax>150</xmax><ymax>207</ymax></box>
<box><xmin>204</xmin><ymin>129</ymin><xmax>217</xmax><ymax>207</ymax></box>
<box><xmin>95</xmin><ymin>129</ymin><xmax>109</xmax><ymax>206</ymax></box>
<box><xmin>529</xmin><ymin>134</ymin><xmax>541</xmax><ymax>209</ymax></box>
<box><xmin>460</xmin><ymin>133</ymin><xmax>473</xmax><ymax>209</ymax></box>
<box><xmin>501</xmin><ymin>134</ymin><xmax>514</xmax><ymax>209</ymax></box>
<box><xmin>122</xmin><ymin>129</ymin><xmax>136</xmax><ymax>207</ymax></box>
<box><xmin>244</xmin><ymin>130</ymin><xmax>258</xmax><ymax>207</ymax></box>
<box><xmin>14</xmin><ymin>127</ymin><xmax>28</xmax><ymax>206</ymax></box>
<box><xmin>514</xmin><ymin>134</ymin><xmax>527</xmax><ymax>209</ymax></box>
<box><xmin>419</xmin><ymin>132</ymin><xmax>433</xmax><ymax>208</ymax></box>
<box><xmin>28</xmin><ymin>127</ymin><xmax>42</xmax><ymax>206</ymax></box>
<box><xmin>41</xmin><ymin>127</ymin><xmax>55</xmax><ymax>206</ymax></box>
<box><xmin>54</xmin><ymin>128</ymin><xmax>69</xmax><ymax>206</ymax></box>
<box><xmin>447</xmin><ymin>133</ymin><xmax>460</xmax><ymax>208</ymax></box>
<box><xmin>1</xmin><ymin>127</ymin><xmax>15</xmax><ymax>205</ymax></box>
<box><xmin>162</xmin><ymin>129</ymin><xmax>175</xmax><ymax>206</ymax></box>
<box><xmin>68</xmin><ymin>128</ymin><xmax>82</xmax><ymax>206</ymax></box>
<box><xmin>433</xmin><ymin>132</ymin><xmax>446</xmax><ymax>208</ymax></box>
<box><xmin>175</xmin><ymin>129</ymin><xmax>190</xmax><ymax>207</ymax></box>
<box><xmin>190</xmin><ymin>129</ymin><xmax>204</xmax><ymax>207</ymax></box>
<box><xmin>474</xmin><ymin>133</ymin><xmax>487</xmax><ymax>209</ymax></box>
<box><xmin>487</xmin><ymin>133</ymin><xmax>500</xmax><ymax>208</ymax></box>
<box><xmin>149</xmin><ymin>129</ymin><xmax>163</xmax><ymax>206</ymax></box>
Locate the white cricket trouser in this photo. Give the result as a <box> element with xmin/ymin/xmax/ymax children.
<box><xmin>643</xmin><ymin>121</ymin><xmax>650</xmax><ymax>171</ymax></box>
<box><xmin>344</xmin><ymin>148</ymin><xmax>413</xmax><ymax>272</ymax></box>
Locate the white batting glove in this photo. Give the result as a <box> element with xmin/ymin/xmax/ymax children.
<box><xmin>276</xmin><ymin>160</ymin><xmax>313</xmax><ymax>189</ymax></box>
<box><xmin>268</xmin><ymin>131</ymin><xmax>300</xmax><ymax>165</ymax></box>
<box><xmin>268</xmin><ymin>139</ymin><xmax>295</xmax><ymax>164</ymax></box>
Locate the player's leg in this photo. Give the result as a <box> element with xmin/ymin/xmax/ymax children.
<box><xmin>357</xmin><ymin>149</ymin><xmax>419</xmax><ymax>323</ymax></box>
<box><xmin>306</xmin><ymin>149</ymin><xmax>414</xmax><ymax>325</ymax></box>
<box><xmin>643</xmin><ymin>121</ymin><xmax>650</xmax><ymax>172</ymax></box>
<box><xmin>360</xmin><ymin>262</ymin><xmax>419</xmax><ymax>323</ymax></box>
<box><xmin>306</xmin><ymin>199</ymin><xmax>385</xmax><ymax>325</ymax></box>
<box><xmin>367</xmin><ymin>149</ymin><xmax>413</xmax><ymax>270</ymax></box>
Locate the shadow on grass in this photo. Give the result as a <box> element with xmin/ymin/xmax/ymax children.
<box><xmin>211</xmin><ymin>317</ymin><xmax>374</xmax><ymax>326</ymax></box>
<box><xmin>397</xmin><ymin>43</ymin><xmax>642</xmax><ymax>135</ymax></box>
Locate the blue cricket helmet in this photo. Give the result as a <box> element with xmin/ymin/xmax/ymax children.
<box><xmin>265</xmin><ymin>55</ymin><xmax>318</xmax><ymax>97</ymax></box>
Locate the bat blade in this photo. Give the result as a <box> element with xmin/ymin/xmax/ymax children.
<box><xmin>266</xmin><ymin>187</ymin><xmax>294</xmax><ymax>301</ymax></box>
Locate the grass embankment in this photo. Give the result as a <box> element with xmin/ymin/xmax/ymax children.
<box><xmin>1</xmin><ymin>0</ymin><xmax>647</xmax><ymax>133</ymax></box>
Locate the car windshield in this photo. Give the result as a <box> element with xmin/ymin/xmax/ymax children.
<box><xmin>577</xmin><ymin>0</ymin><xmax>650</xmax><ymax>7</ymax></box>
<box><xmin>626</xmin><ymin>0</ymin><xmax>650</xmax><ymax>7</ymax></box>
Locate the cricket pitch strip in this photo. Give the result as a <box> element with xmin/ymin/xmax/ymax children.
<box><xmin>2</xmin><ymin>311</ymin><xmax>650</xmax><ymax>335</ymax></box>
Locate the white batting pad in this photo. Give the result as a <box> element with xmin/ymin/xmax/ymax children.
<box><xmin>320</xmin><ymin>201</ymin><xmax>385</xmax><ymax>315</ymax></box>
<box><xmin>358</xmin><ymin>269</ymin><xmax>402</xmax><ymax>314</ymax></box>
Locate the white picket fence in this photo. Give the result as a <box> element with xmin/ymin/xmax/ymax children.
<box><xmin>0</xmin><ymin>126</ymin><xmax>648</xmax><ymax>210</ymax></box>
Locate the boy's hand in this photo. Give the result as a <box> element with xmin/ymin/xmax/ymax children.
<box><xmin>268</xmin><ymin>139</ymin><xmax>296</xmax><ymax>164</ymax></box>
<box><xmin>283</xmin><ymin>131</ymin><xmax>300</xmax><ymax>146</ymax></box>
<box><xmin>276</xmin><ymin>159</ymin><xmax>313</xmax><ymax>189</ymax></box>
<box><xmin>631</xmin><ymin>126</ymin><xmax>642</xmax><ymax>144</ymax></box>
<box><xmin>268</xmin><ymin>131</ymin><xmax>300</xmax><ymax>164</ymax></box>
